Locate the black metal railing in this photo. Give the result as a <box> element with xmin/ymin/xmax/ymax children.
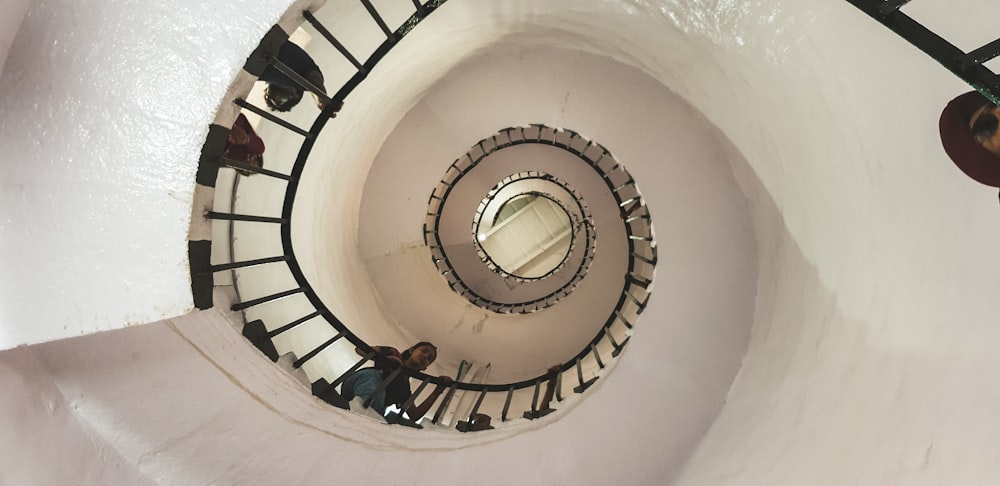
<box><xmin>845</xmin><ymin>0</ymin><xmax>1000</xmax><ymax>103</ymax></box>
<box><xmin>198</xmin><ymin>0</ymin><xmax>655</xmax><ymax>431</ymax></box>
<box><xmin>423</xmin><ymin>124</ymin><xmax>655</xmax><ymax>317</ymax></box>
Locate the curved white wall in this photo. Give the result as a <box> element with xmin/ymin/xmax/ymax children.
<box><xmin>4</xmin><ymin>0</ymin><xmax>1000</xmax><ymax>484</ymax></box>
<box><xmin>670</xmin><ymin>1</ymin><xmax>1000</xmax><ymax>483</ymax></box>
<box><xmin>0</xmin><ymin>0</ymin><xmax>301</xmax><ymax>348</ymax></box>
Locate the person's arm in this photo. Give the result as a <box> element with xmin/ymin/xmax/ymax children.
<box><xmin>406</xmin><ymin>376</ymin><xmax>453</xmax><ymax>419</ymax></box>
<box><xmin>303</xmin><ymin>69</ymin><xmax>345</xmax><ymax>118</ymax></box>
<box><xmin>304</xmin><ymin>70</ymin><xmax>325</xmax><ymax>94</ymax></box>
<box><xmin>304</xmin><ymin>70</ymin><xmax>331</xmax><ymax>111</ymax></box>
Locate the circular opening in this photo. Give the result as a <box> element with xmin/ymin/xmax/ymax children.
<box><xmin>476</xmin><ymin>192</ymin><xmax>573</xmax><ymax>279</ymax></box>
<box><xmin>422</xmin><ymin>127</ymin><xmax>623</xmax><ymax>314</ymax></box>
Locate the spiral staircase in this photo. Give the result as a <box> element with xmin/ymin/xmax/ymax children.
<box><xmin>4</xmin><ymin>0</ymin><xmax>1000</xmax><ymax>484</ymax></box>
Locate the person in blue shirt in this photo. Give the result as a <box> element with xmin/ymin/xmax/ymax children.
<box><xmin>341</xmin><ymin>342</ymin><xmax>452</xmax><ymax>419</ymax></box>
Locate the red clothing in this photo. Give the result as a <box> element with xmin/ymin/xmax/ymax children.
<box><xmin>224</xmin><ymin>114</ymin><xmax>265</xmax><ymax>167</ymax></box>
<box><xmin>939</xmin><ymin>91</ymin><xmax>1000</xmax><ymax>187</ymax></box>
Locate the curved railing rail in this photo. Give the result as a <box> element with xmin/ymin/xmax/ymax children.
<box><xmin>423</xmin><ymin>126</ymin><xmax>619</xmax><ymax>314</ymax></box>
<box><xmin>197</xmin><ymin>0</ymin><xmax>656</xmax><ymax>431</ymax></box>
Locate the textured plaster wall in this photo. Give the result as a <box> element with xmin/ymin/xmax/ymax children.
<box><xmin>668</xmin><ymin>1</ymin><xmax>1000</xmax><ymax>483</ymax></box>
<box><xmin>0</xmin><ymin>0</ymin><xmax>299</xmax><ymax>348</ymax></box>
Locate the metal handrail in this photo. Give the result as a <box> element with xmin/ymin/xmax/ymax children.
<box><xmin>204</xmin><ymin>0</ymin><xmax>654</xmax><ymax>428</ymax></box>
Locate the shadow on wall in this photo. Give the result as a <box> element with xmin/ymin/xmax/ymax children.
<box><xmin>675</xmin><ymin>133</ymin><xmax>968</xmax><ymax>484</ymax></box>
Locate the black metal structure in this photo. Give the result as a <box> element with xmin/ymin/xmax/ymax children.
<box><xmin>197</xmin><ymin>0</ymin><xmax>654</xmax><ymax>432</ymax></box>
<box><xmin>845</xmin><ymin>0</ymin><xmax>1000</xmax><ymax>103</ymax></box>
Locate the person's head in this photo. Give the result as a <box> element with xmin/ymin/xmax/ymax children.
<box><xmin>401</xmin><ymin>342</ymin><xmax>437</xmax><ymax>371</ymax></box>
<box><xmin>939</xmin><ymin>91</ymin><xmax>1000</xmax><ymax>187</ymax></box>
<box><xmin>264</xmin><ymin>83</ymin><xmax>303</xmax><ymax>112</ymax></box>
<box><xmin>970</xmin><ymin>103</ymin><xmax>1000</xmax><ymax>156</ymax></box>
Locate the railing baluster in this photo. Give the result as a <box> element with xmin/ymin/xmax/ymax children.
<box><xmin>466</xmin><ymin>390</ymin><xmax>488</xmax><ymax>421</ymax></box>
<box><xmin>233</xmin><ymin>98</ymin><xmax>311</xmax><ymax>137</ymax></box>
<box><xmin>614</xmin><ymin>309</ymin><xmax>635</xmax><ymax>330</ymax></box>
<box><xmin>627</xmin><ymin>273</ymin><xmax>652</xmax><ymax>289</ymax></box>
<box><xmin>612</xmin><ymin>180</ymin><xmax>635</xmax><ymax>193</ymax></box>
<box><xmin>359</xmin><ymin>0</ymin><xmax>397</xmax><ymax>43</ymax></box>
<box><xmin>624</xmin><ymin>211</ymin><xmax>650</xmax><ymax>224</ymax></box>
<box><xmin>632</xmin><ymin>251</ymin><xmax>657</xmax><ymax>265</ymax></box>
<box><xmin>208</xmin><ymin>255</ymin><xmax>286</xmax><ymax>272</ymax></box>
<box><xmin>386</xmin><ymin>377</ymin><xmax>432</xmax><ymax>427</ymax></box>
<box><xmin>501</xmin><ymin>387</ymin><xmax>514</xmax><ymax>422</ymax></box>
<box><xmin>455</xmin><ymin>390</ymin><xmax>491</xmax><ymax>432</ymax></box>
<box><xmin>303</xmin><ymin>11</ymin><xmax>366</xmax><ymax>73</ymax></box>
<box><xmin>267</xmin><ymin>58</ymin><xmax>332</xmax><ymax>106</ymax></box>
<box><xmin>430</xmin><ymin>381</ymin><xmax>460</xmax><ymax>424</ymax></box>
<box><xmin>217</xmin><ymin>156</ymin><xmax>292</xmax><ymax>180</ymax></box>
<box><xmin>618</xmin><ymin>196</ymin><xmax>641</xmax><ymax>208</ymax></box>
<box><xmin>293</xmin><ymin>331</ymin><xmax>344</xmax><ymax>368</ymax></box>
<box><xmin>591</xmin><ymin>151</ymin><xmax>610</xmax><ymax>170</ymax></box>
<box><xmin>411</xmin><ymin>0</ymin><xmax>427</xmax><ymax>17</ymax></box>
<box><xmin>206</xmin><ymin>211</ymin><xmax>285</xmax><ymax>224</ymax></box>
<box><xmin>396</xmin><ymin>377</ymin><xmax>431</xmax><ymax>415</ymax></box>
<box><xmin>553</xmin><ymin>369</ymin><xmax>563</xmax><ymax>403</ymax></box>
<box><xmin>264</xmin><ymin>311</ymin><xmax>322</xmax><ymax>339</ymax></box>
<box><xmin>609</xmin><ymin>333</ymin><xmax>631</xmax><ymax>358</ymax></box>
<box><xmin>624</xmin><ymin>289</ymin><xmax>650</xmax><ymax>309</ymax></box>
<box><xmin>363</xmin><ymin>366</ymin><xmax>403</xmax><ymax>410</ymax></box>
<box><xmin>590</xmin><ymin>343</ymin><xmax>605</xmax><ymax>369</ymax></box>
<box><xmin>573</xmin><ymin>357</ymin><xmax>599</xmax><ymax>393</ymax></box>
<box><xmin>328</xmin><ymin>351</ymin><xmax>377</xmax><ymax>390</ymax></box>
<box><xmin>621</xmin><ymin>199</ymin><xmax>642</xmax><ymax>217</ymax></box>
<box><xmin>231</xmin><ymin>287</ymin><xmax>303</xmax><ymax>311</ymax></box>
<box><xmin>528</xmin><ymin>379</ymin><xmax>542</xmax><ymax>416</ymax></box>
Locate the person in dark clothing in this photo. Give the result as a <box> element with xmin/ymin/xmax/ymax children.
<box><xmin>260</xmin><ymin>41</ymin><xmax>340</xmax><ymax>115</ymax></box>
<box><xmin>341</xmin><ymin>342</ymin><xmax>452</xmax><ymax>419</ymax></box>
<box><xmin>223</xmin><ymin>113</ymin><xmax>264</xmax><ymax>176</ymax></box>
